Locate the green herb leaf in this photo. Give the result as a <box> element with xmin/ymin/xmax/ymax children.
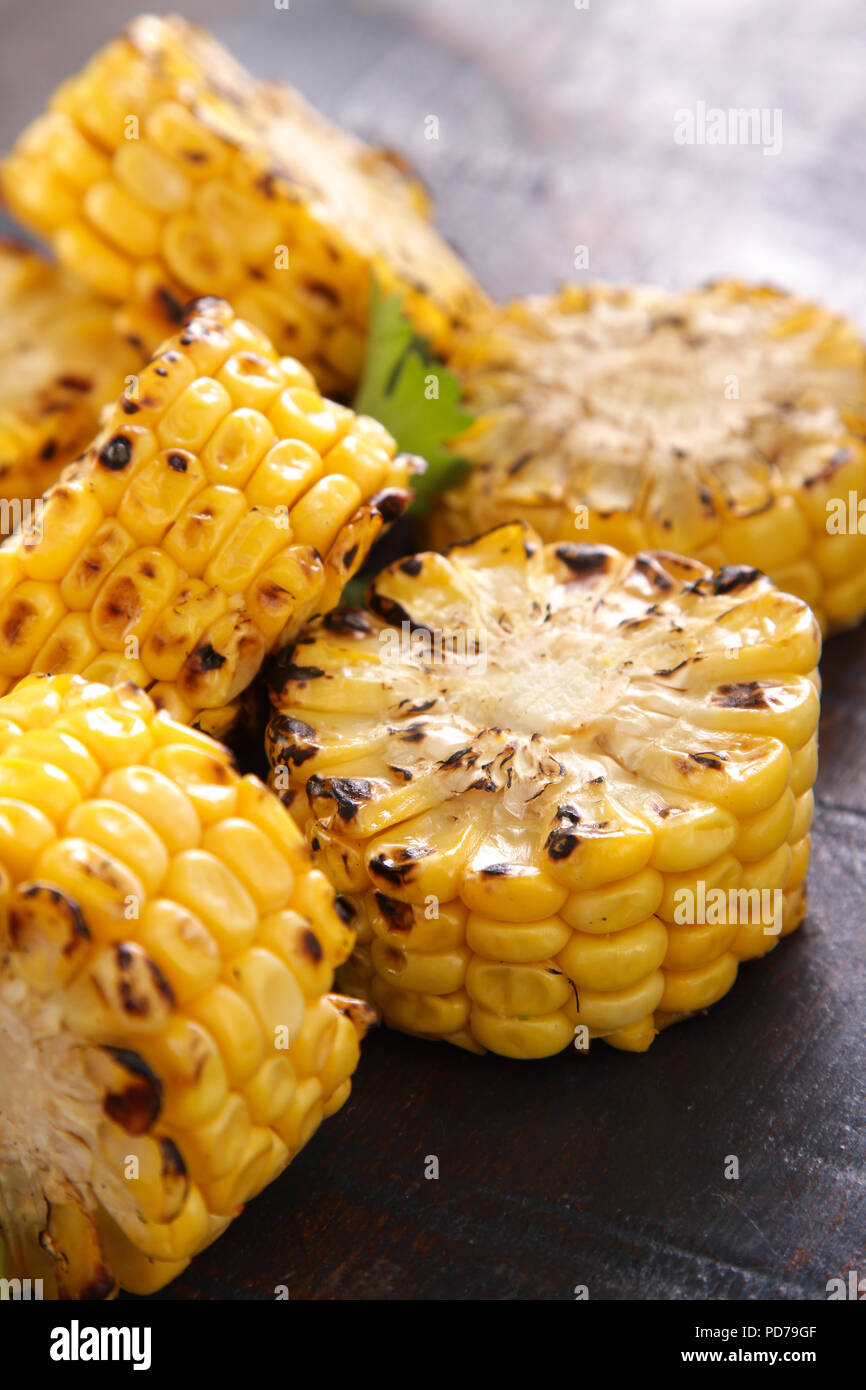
<box><xmin>354</xmin><ymin>280</ymin><xmax>473</xmax><ymax>510</ymax></box>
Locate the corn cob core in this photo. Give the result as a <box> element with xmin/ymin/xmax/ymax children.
<box><xmin>434</xmin><ymin>282</ymin><xmax>866</xmax><ymax>632</ymax></box>
<box><xmin>266</xmin><ymin>522</ymin><xmax>821</xmax><ymax>1059</ymax></box>
<box><xmin>0</xmin><ymin>673</ymin><xmax>372</xmax><ymax>1297</ymax></box>
<box><xmin>0</xmin><ymin>240</ymin><xmax>144</xmax><ymax>524</ymax></box>
<box><xmin>0</xmin><ymin>297</ymin><xmax>413</xmax><ymax>738</ymax></box>
<box><xmin>1</xmin><ymin>14</ymin><xmax>487</xmax><ymax>400</ymax></box>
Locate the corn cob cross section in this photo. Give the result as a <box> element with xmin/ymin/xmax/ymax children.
<box><xmin>0</xmin><ymin>674</ymin><xmax>372</xmax><ymax>1297</ymax></box>
<box><xmin>1</xmin><ymin>13</ymin><xmax>487</xmax><ymax>399</ymax></box>
<box><xmin>434</xmin><ymin>282</ymin><xmax>866</xmax><ymax>632</ymax></box>
<box><xmin>0</xmin><ymin>297</ymin><xmax>413</xmax><ymax>737</ymax></box>
<box><xmin>0</xmin><ymin>240</ymin><xmax>144</xmax><ymax>527</ymax></box>
<box><xmin>267</xmin><ymin>522</ymin><xmax>820</xmax><ymax>1059</ymax></box>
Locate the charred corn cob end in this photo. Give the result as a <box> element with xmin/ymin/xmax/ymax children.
<box><xmin>0</xmin><ymin>296</ymin><xmax>413</xmax><ymax>738</ymax></box>
<box><xmin>267</xmin><ymin>522</ymin><xmax>820</xmax><ymax>1059</ymax></box>
<box><xmin>436</xmin><ymin>282</ymin><xmax>866</xmax><ymax>632</ymax></box>
<box><xmin>1</xmin><ymin>13</ymin><xmax>487</xmax><ymax>398</ymax></box>
<box><xmin>0</xmin><ymin>673</ymin><xmax>372</xmax><ymax>1298</ymax></box>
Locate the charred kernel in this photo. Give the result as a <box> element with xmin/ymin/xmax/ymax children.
<box><xmin>713</xmin><ymin>681</ymin><xmax>769</xmax><ymax>709</ymax></box>
<box><xmin>187</xmin><ymin>643</ymin><xmax>226</xmax><ymax>673</ymax></box>
<box><xmin>98</xmin><ymin>435</ymin><xmax>133</xmax><ymax>470</ymax></box>
<box><xmin>555</xmin><ymin>545</ymin><xmax>612</xmax><ymax>576</ymax></box>
<box><xmin>634</xmin><ymin>555</ymin><xmax>674</xmax><ymax>590</ymax></box>
<box><xmin>545</xmin><ymin>830</ymin><xmax>578</xmax><ymax>859</ymax></box>
<box><xmin>322</xmin><ymin>609</ymin><xmax>375</xmax><ymax>637</ymax></box>
<box><xmin>689</xmin><ymin>751</ymin><xmax>728</xmax><ymax>769</ymax></box>
<box><xmin>101</xmin><ymin>1047</ymin><xmax>163</xmax><ymax>1134</ymax></box>
<box><xmin>374</xmin><ymin>893</ymin><xmax>415</xmax><ymax>929</ymax></box>
<box><xmin>307</xmin><ymin>775</ymin><xmax>372</xmax><ymax>820</ymax></box>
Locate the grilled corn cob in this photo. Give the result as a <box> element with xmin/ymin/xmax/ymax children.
<box><xmin>1</xmin><ymin>14</ymin><xmax>487</xmax><ymax>400</ymax></box>
<box><xmin>0</xmin><ymin>673</ymin><xmax>371</xmax><ymax>1297</ymax></box>
<box><xmin>266</xmin><ymin>522</ymin><xmax>820</xmax><ymax>1059</ymax></box>
<box><xmin>0</xmin><ymin>240</ymin><xmax>143</xmax><ymax>527</ymax></box>
<box><xmin>434</xmin><ymin>282</ymin><xmax>866</xmax><ymax>632</ymax></box>
<box><xmin>0</xmin><ymin>296</ymin><xmax>413</xmax><ymax>738</ymax></box>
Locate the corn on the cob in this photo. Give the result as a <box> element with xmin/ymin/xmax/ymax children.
<box><xmin>0</xmin><ymin>296</ymin><xmax>413</xmax><ymax>738</ymax></box>
<box><xmin>266</xmin><ymin>522</ymin><xmax>820</xmax><ymax>1059</ymax></box>
<box><xmin>0</xmin><ymin>240</ymin><xmax>143</xmax><ymax>528</ymax></box>
<box><xmin>1</xmin><ymin>14</ymin><xmax>487</xmax><ymax>401</ymax></box>
<box><xmin>0</xmin><ymin>673</ymin><xmax>371</xmax><ymax>1297</ymax></box>
<box><xmin>434</xmin><ymin>282</ymin><xmax>866</xmax><ymax>632</ymax></box>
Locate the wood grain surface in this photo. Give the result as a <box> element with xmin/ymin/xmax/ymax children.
<box><xmin>2</xmin><ymin>0</ymin><xmax>864</xmax><ymax>1301</ymax></box>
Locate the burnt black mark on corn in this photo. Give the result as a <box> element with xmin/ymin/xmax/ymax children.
<box><xmin>114</xmin><ymin>946</ymin><xmax>175</xmax><ymax>1016</ymax></box>
<box><xmin>280</xmin><ymin>661</ymin><xmax>326</xmax><ymax>683</ymax></box>
<box><xmin>159</xmin><ymin>1137</ymin><xmax>187</xmax><ymax>1180</ymax></box>
<box><xmin>689</xmin><ymin>751</ymin><xmax>728</xmax><ymax>770</ymax></box>
<box><xmin>187</xmin><ymin>642</ymin><xmax>226</xmax><ymax>674</ymax></box>
<box><xmin>342</xmin><ymin>544</ymin><xmax>359</xmax><ymax>570</ymax></box>
<box><xmin>334</xmin><ymin>898</ymin><xmax>356</xmax><ymax>925</ymax></box>
<box><xmin>369</xmin><ymin>590</ymin><xmax>430</xmax><ymax>634</ymax></box>
<box><xmin>98</xmin><ymin>435</ymin><xmax>133</xmax><ymax>471</ymax></box>
<box><xmin>690</xmin><ymin>565</ymin><xmax>762</xmax><ymax>597</ymax></box>
<box><xmin>634</xmin><ymin>555</ymin><xmax>674</xmax><ymax>591</ymax></box>
<box><xmin>655</xmin><ymin>658</ymin><xmax>690</xmax><ymax>677</ymax></box>
<box><xmin>370</xmin><ymin>488</ymin><xmax>410</xmax><ymax>524</ymax></box>
<box><xmin>301</xmin><ymin>927</ymin><xmax>325</xmax><ymax>959</ymax></box>
<box><xmin>304</xmin><ymin>278</ymin><xmax>340</xmax><ymax>308</ymax></box>
<box><xmin>480</xmin><ymin>862</ymin><xmax>515</xmax><ymax>876</ymax></box>
<box><xmin>3</xmin><ymin>598</ymin><xmax>37</xmax><ymax>646</ymax></box>
<box><xmin>167</xmin><ymin>453</ymin><xmax>188</xmax><ymax>472</ymax></box>
<box><xmin>714</xmin><ymin>681</ymin><xmax>770</xmax><ymax>709</ymax></box>
<box><xmin>556</xmin><ymin>544</ymin><xmax>611</xmax><ymax>577</ymax></box>
<box><xmin>545</xmin><ymin>829</ymin><xmax>578</xmax><ymax>859</ymax></box>
<box><xmin>271</xmin><ymin>715</ymin><xmax>318</xmax><ymax>763</ymax></box>
<box><xmin>323</xmin><ymin>609</ymin><xmax>375</xmax><ymax>637</ymax></box>
<box><xmin>57</xmin><ymin>373</ymin><xmax>93</xmax><ymax>392</ymax></box>
<box><xmin>101</xmin><ymin>1046</ymin><xmax>163</xmax><ymax>1134</ymax></box>
<box><xmin>155</xmin><ymin>286</ymin><xmax>186</xmax><ymax>324</ymax></box>
<box><xmin>307</xmin><ymin>775</ymin><xmax>372</xmax><ymax>820</ymax></box>
<box><xmin>374</xmin><ymin>892</ymin><xmax>415</xmax><ymax>930</ymax></box>
<box><xmin>399</xmin><ymin>556</ymin><xmax>424</xmax><ymax>577</ymax></box>
<box><xmin>10</xmin><ymin>883</ymin><xmax>91</xmax><ymax>953</ymax></box>
<box><xmin>508</xmin><ymin>452</ymin><xmax>533</xmax><ymax>476</ymax></box>
<box><xmin>395</xmin><ymin>722</ymin><xmax>426</xmax><ymax>743</ymax></box>
<box><xmin>439</xmin><ymin>746</ymin><xmax>474</xmax><ymax>768</ymax></box>
<box><xmin>369</xmin><ymin>846</ymin><xmax>431</xmax><ymax>885</ymax></box>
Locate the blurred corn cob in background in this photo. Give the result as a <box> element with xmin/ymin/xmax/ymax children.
<box><xmin>0</xmin><ymin>297</ymin><xmax>414</xmax><ymax>738</ymax></box>
<box><xmin>0</xmin><ymin>674</ymin><xmax>371</xmax><ymax>1297</ymax></box>
<box><xmin>434</xmin><ymin>283</ymin><xmax>866</xmax><ymax>632</ymax></box>
<box><xmin>267</xmin><ymin>523</ymin><xmax>820</xmax><ymax>1058</ymax></box>
<box><xmin>0</xmin><ymin>241</ymin><xmax>144</xmax><ymax>530</ymax></box>
<box><xmin>1</xmin><ymin>13</ymin><xmax>487</xmax><ymax>400</ymax></box>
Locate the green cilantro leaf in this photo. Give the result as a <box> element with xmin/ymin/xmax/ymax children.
<box><xmin>353</xmin><ymin>279</ymin><xmax>473</xmax><ymax>510</ymax></box>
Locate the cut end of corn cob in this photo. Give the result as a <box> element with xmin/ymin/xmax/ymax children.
<box><xmin>1</xmin><ymin>14</ymin><xmax>487</xmax><ymax>399</ymax></box>
<box><xmin>0</xmin><ymin>296</ymin><xmax>413</xmax><ymax>735</ymax></box>
<box><xmin>266</xmin><ymin>522</ymin><xmax>820</xmax><ymax>1059</ymax></box>
<box><xmin>435</xmin><ymin>282</ymin><xmax>866</xmax><ymax>632</ymax></box>
<box><xmin>0</xmin><ymin>673</ymin><xmax>372</xmax><ymax>1298</ymax></box>
<box><xmin>0</xmin><ymin>240</ymin><xmax>143</xmax><ymax>524</ymax></box>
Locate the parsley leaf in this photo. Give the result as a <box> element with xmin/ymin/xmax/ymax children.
<box><xmin>353</xmin><ymin>280</ymin><xmax>473</xmax><ymax>510</ymax></box>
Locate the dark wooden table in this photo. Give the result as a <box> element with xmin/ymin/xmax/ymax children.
<box><xmin>3</xmin><ymin>0</ymin><xmax>865</xmax><ymax>1301</ymax></box>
